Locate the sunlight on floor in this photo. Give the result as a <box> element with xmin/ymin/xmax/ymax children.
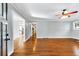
<box><xmin>73</xmin><ymin>45</ymin><xmax>79</xmax><ymax>56</ymax></box>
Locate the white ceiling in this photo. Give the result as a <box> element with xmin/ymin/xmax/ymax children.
<box><xmin>10</xmin><ymin>3</ymin><xmax>79</xmax><ymax>22</ymax></box>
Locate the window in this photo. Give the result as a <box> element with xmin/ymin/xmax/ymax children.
<box><xmin>73</xmin><ymin>21</ymin><xmax>79</xmax><ymax>30</ymax></box>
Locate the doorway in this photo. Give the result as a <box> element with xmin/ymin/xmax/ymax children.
<box><xmin>0</xmin><ymin>21</ymin><xmax>8</xmax><ymax>56</ymax></box>
<box><xmin>13</xmin><ymin>17</ymin><xmax>25</xmax><ymax>50</ymax></box>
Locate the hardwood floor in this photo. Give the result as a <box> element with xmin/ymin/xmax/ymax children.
<box><xmin>12</xmin><ymin>38</ymin><xmax>79</xmax><ymax>56</ymax></box>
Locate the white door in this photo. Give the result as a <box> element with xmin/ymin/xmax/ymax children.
<box><xmin>0</xmin><ymin>21</ymin><xmax>8</xmax><ymax>56</ymax></box>
<box><xmin>0</xmin><ymin>22</ymin><xmax>2</xmax><ymax>56</ymax></box>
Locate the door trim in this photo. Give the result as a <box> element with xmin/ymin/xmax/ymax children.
<box><xmin>1</xmin><ymin>22</ymin><xmax>3</xmax><ymax>56</ymax></box>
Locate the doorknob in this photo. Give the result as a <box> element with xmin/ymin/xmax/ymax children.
<box><xmin>5</xmin><ymin>33</ymin><xmax>10</xmax><ymax>41</ymax></box>
<box><xmin>6</xmin><ymin>33</ymin><xmax>8</xmax><ymax>36</ymax></box>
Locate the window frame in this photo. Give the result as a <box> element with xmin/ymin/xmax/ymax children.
<box><xmin>73</xmin><ymin>21</ymin><xmax>79</xmax><ymax>30</ymax></box>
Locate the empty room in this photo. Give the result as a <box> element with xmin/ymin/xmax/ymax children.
<box><xmin>0</xmin><ymin>3</ymin><xmax>79</xmax><ymax>56</ymax></box>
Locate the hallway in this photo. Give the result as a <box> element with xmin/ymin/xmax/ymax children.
<box><xmin>12</xmin><ymin>38</ymin><xmax>79</xmax><ymax>56</ymax></box>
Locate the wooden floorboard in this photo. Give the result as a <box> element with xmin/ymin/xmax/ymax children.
<box><xmin>12</xmin><ymin>38</ymin><xmax>79</xmax><ymax>56</ymax></box>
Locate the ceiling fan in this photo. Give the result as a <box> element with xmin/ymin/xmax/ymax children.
<box><xmin>56</xmin><ymin>9</ymin><xmax>78</xmax><ymax>19</ymax></box>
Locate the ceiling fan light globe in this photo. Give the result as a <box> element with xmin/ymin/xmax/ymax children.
<box><xmin>60</xmin><ymin>16</ymin><xmax>68</xmax><ymax>19</ymax></box>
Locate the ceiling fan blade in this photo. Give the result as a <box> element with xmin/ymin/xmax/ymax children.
<box><xmin>63</xmin><ymin>11</ymin><xmax>78</xmax><ymax>15</ymax></box>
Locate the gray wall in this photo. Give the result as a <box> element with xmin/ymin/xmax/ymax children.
<box><xmin>36</xmin><ymin>21</ymin><xmax>72</xmax><ymax>38</ymax></box>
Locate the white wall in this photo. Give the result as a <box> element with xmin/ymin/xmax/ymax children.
<box><xmin>36</xmin><ymin>21</ymin><xmax>72</xmax><ymax>38</ymax></box>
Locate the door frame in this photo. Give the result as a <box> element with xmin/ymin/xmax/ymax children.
<box><xmin>0</xmin><ymin>22</ymin><xmax>3</xmax><ymax>56</ymax></box>
<box><xmin>0</xmin><ymin>17</ymin><xmax>7</xmax><ymax>56</ymax></box>
<box><xmin>0</xmin><ymin>3</ymin><xmax>8</xmax><ymax>56</ymax></box>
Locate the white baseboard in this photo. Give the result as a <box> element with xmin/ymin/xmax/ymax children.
<box><xmin>71</xmin><ymin>37</ymin><xmax>79</xmax><ymax>40</ymax></box>
<box><xmin>37</xmin><ymin>36</ymin><xmax>71</xmax><ymax>39</ymax></box>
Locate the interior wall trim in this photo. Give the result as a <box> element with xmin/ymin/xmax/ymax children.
<box><xmin>37</xmin><ymin>36</ymin><xmax>72</xmax><ymax>38</ymax></box>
